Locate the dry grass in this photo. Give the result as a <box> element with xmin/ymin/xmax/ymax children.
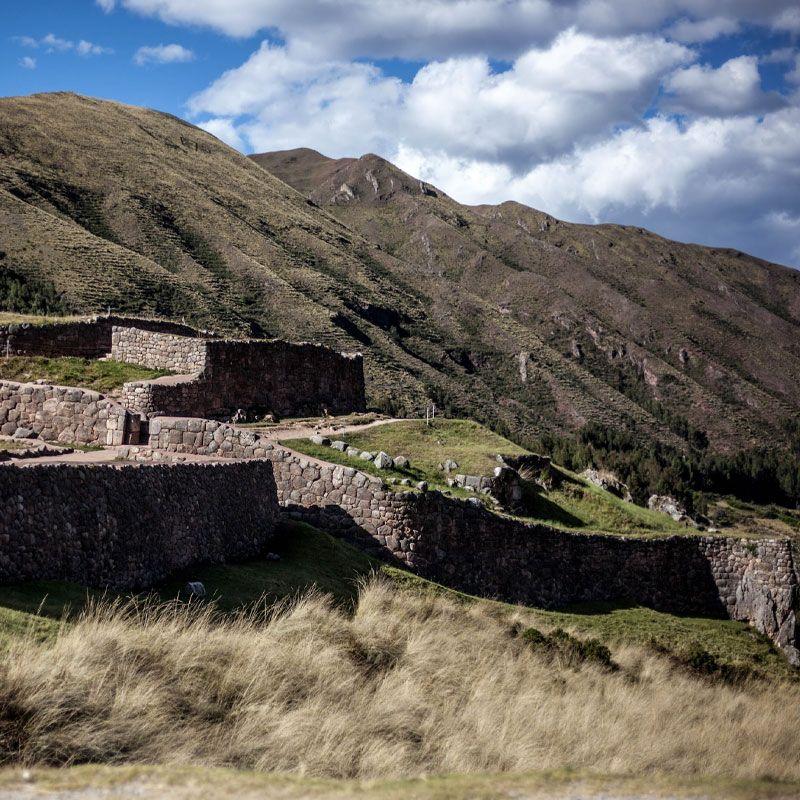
<box><xmin>1</xmin><ymin>580</ymin><xmax>799</xmax><ymax>782</ymax></box>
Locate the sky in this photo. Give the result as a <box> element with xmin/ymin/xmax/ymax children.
<box><xmin>2</xmin><ymin>1</ymin><xmax>800</xmax><ymax>268</ymax></box>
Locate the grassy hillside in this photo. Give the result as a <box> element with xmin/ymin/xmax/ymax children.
<box><xmin>284</xmin><ymin>419</ymin><xmax>691</xmax><ymax>536</ymax></box>
<box><xmin>1</xmin><ymin>93</ymin><xmax>799</xmax><ymax>469</ymax></box>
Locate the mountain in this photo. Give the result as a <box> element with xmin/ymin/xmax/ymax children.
<box><xmin>0</xmin><ymin>93</ymin><xmax>798</xmax><ymax>472</ymax></box>
<box><xmin>253</xmin><ymin>148</ymin><xmax>800</xmax><ymax>455</ymax></box>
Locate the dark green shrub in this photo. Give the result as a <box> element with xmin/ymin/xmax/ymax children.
<box><xmin>522</xmin><ymin>626</ymin><xmax>617</xmax><ymax>671</ymax></box>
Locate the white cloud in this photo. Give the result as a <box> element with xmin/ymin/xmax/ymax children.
<box><xmin>663</xmin><ymin>56</ymin><xmax>786</xmax><ymax>116</ymax></box>
<box><xmin>133</xmin><ymin>43</ymin><xmax>195</xmax><ymax>65</ymax></box>
<box><xmin>191</xmin><ymin>31</ymin><xmax>691</xmax><ymax>168</ymax></box>
<box><xmin>198</xmin><ymin>117</ymin><xmax>246</xmax><ymax>150</ymax></box>
<box><xmin>761</xmin><ymin>47</ymin><xmax>796</xmax><ymax>64</ymax></box>
<box><xmin>666</xmin><ymin>16</ymin><xmax>739</xmax><ymax>43</ymax></box>
<box><xmin>18</xmin><ymin>56</ymin><xmax>36</xmax><ymax>70</ymax></box>
<box><xmin>788</xmin><ymin>56</ymin><xmax>800</xmax><ymax>85</ymax></box>
<box><xmin>109</xmin><ymin>0</ymin><xmax>800</xmax><ymax>59</ymax></box>
<box><xmin>18</xmin><ymin>33</ymin><xmax>112</xmax><ymax>56</ymax></box>
<box><xmin>96</xmin><ymin>0</ymin><xmax>116</xmax><ymax>10</ymax></box>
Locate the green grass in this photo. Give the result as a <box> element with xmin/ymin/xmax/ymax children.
<box><xmin>0</xmin><ymin>356</ymin><xmax>172</xmax><ymax>393</ymax></box>
<box><xmin>523</xmin><ymin>469</ymin><xmax>688</xmax><ymax>536</ymax></box>
<box><xmin>0</xmin><ymin>312</ymin><xmax>90</xmax><ymax>326</ymax></box>
<box><xmin>333</xmin><ymin>418</ymin><xmax>527</xmax><ymax>477</ymax></box>
<box><xmin>385</xmin><ymin>568</ymin><xmax>795</xmax><ymax>680</ymax></box>
<box><xmin>285</xmin><ymin>419</ymin><xmax>692</xmax><ymax>535</ymax></box>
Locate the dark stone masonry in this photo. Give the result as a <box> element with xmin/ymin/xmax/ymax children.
<box><xmin>0</xmin><ymin>380</ymin><xmax>137</xmax><ymax>445</ymax></box>
<box><xmin>0</xmin><ymin>315</ymin><xmax>200</xmax><ymax>359</ymax></box>
<box><xmin>0</xmin><ymin>460</ymin><xmax>280</xmax><ymax>588</ymax></box>
<box><xmin>113</xmin><ymin>327</ymin><xmax>366</xmax><ymax>420</ymax></box>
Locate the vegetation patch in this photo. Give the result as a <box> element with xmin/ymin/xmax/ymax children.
<box><xmin>518</xmin><ymin>625</ymin><xmax>617</xmax><ymax>671</ymax></box>
<box><xmin>0</xmin><ymin>356</ymin><xmax>172</xmax><ymax>393</ymax></box>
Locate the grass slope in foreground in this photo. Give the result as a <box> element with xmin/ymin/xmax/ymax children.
<box><xmin>0</xmin><ymin>356</ymin><xmax>171</xmax><ymax>393</ymax></box>
<box><xmin>0</xmin><ymin>531</ymin><xmax>797</xmax><ymax>784</ymax></box>
<box><xmin>284</xmin><ymin>419</ymin><xmax>691</xmax><ymax>536</ymax></box>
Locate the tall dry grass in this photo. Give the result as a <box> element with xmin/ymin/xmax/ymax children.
<box><xmin>1</xmin><ymin>579</ymin><xmax>799</xmax><ymax>780</ymax></box>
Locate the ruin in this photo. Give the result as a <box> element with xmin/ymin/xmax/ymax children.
<box><xmin>0</xmin><ymin>316</ymin><xmax>798</xmax><ymax>664</ymax></box>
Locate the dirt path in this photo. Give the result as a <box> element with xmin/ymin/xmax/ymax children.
<box><xmin>251</xmin><ymin>415</ymin><xmax>405</xmax><ymax>442</ymax></box>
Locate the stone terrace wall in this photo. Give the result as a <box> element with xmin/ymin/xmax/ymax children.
<box><xmin>0</xmin><ymin>380</ymin><xmax>136</xmax><ymax>445</ymax></box>
<box><xmin>149</xmin><ymin>416</ymin><xmax>800</xmax><ymax>662</ymax></box>
<box><xmin>122</xmin><ymin>337</ymin><xmax>366</xmax><ymax>419</ymax></box>
<box><xmin>0</xmin><ymin>460</ymin><xmax>280</xmax><ymax>589</ymax></box>
<box><xmin>0</xmin><ymin>316</ymin><xmax>202</xmax><ymax>359</ymax></box>
<box><xmin>111</xmin><ymin>326</ymin><xmax>208</xmax><ymax>374</ymax></box>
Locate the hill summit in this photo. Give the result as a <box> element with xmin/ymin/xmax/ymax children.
<box><xmin>1</xmin><ymin>92</ymin><xmax>799</xmax><ymax>465</ymax></box>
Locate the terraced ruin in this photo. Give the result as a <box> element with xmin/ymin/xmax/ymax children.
<box><xmin>0</xmin><ymin>314</ymin><xmax>797</xmax><ymax>666</ymax></box>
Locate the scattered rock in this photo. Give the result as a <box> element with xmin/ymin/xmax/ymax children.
<box><xmin>346</xmin><ymin>446</ymin><xmax>361</xmax><ymax>457</ymax></box>
<box><xmin>184</xmin><ymin>581</ymin><xmax>206</xmax><ymax>599</ymax></box>
<box><xmin>374</xmin><ymin>451</ymin><xmax>394</xmax><ymax>469</ymax></box>
<box><xmin>394</xmin><ymin>455</ymin><xmax>410</xmax><ymax>469</ymax></box>
<box><xmin>330</xmin><ymin>440</ymin><xmax>347</xmax><ymax>451</ymax></box>
<box><xmin>265</xmin><ymin>552</ymin><xmax>281</xmax><ymax>561</ymax></box>
<box><xmin>310</xmin><ymin>434</ymin><xmax>331</xmax><ymax>446</ymax></box>
<box><xmin>416</xmin><ymin>481</ymin><xmax>428</xmax><ymax>492</ymax></box>
<box><xmin>400</xmin><ymin>478</ymin><xmax>412</xmax><ymax>486</ymax></box>
<box><xmin>648</xmin><ymin>494</ymin><xmax>690</xmax><ymax>522</ymax></box>
<box><xmin>12</xmin><ymin>427</ymin><xmax>35</xmax><ymax>440</ymax></box>
<box><xmin>359</xmin><ymin>450</ymin><xmax>374</xmax><ymax>460</ymax></box>
<box><xmin>582</xmin><ymin>468</ymin><xmax>632</xmax><ymax>502</ymax></box>
<box><xmin>442</xmin><ymin>458</ymin><xmax>459</xmax><ymax>472</ymax></box>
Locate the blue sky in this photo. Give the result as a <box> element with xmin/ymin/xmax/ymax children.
<box><xmin>2</xmin><ymin>1</ymin><xmax>800</xmax><ymax>266</ymax></box>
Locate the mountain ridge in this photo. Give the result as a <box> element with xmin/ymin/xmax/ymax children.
<box><xmin>0</xmin><ymin>92</ymin><xmax>796</xmax><ymax>469</ymax></box>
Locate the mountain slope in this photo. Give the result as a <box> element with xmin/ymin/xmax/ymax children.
<box><xmin>253</xmin><ymin>148</ymin><xmax>800</xmax><ymax>452</ymax></box>
<box><xmin>0</xmin><ymin>92</ymin><xmax>797</xmax><ymax>462</ymax></box>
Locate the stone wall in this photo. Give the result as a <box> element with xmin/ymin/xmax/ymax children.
<box><xmin>111</xmin><ymin>326</ymin><xmax>208</xmax><ymax>373</ymax></box>
<box><xmin>0</xmin><ymin>380</ymin><xmax>136</xmax><ymax>445</ymax></box>
<box><xmin>0</xmin><ymin>316</ymin><xmax>201</xmax><ymax>359</ymax></box>
<box><xmin>147</xmin><ymin>416</ymin><xmax>800</xmax><ymax>662</ymax></box>
<box><xmin>0</xmin><ymin>460</ymin><xmax>280</xmax><ymax>589</ymax></box>
<box><xmin>119</xmin><ymin>333</ymin><xmax>366</xmax><ymax>419</ymax></box>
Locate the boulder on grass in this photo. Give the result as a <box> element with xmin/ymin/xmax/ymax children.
<box><xmin>310</xmin><ymin>434</ymin><xmax>331</xmax><ymax>446</ymax></box>
<box><xmin>374</xmin><ymin>451</ymin><xmax>394</xmax><ymax>469</ymax></box>
<box><xmin>330</xmin><ymin>440</ymin><xmax>347</xmax><ymax>451</ymax></box>
<box><xmin>394</xmin><ymin>455</ymin><xmax>410</xmax><ymax>469</ymax></box>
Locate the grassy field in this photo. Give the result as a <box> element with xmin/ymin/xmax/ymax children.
<box><xmin>0</xmin><ymin>522</ymin><xmax>374</xmax><ymax>642</ymax></box>
<box><xmin>1</xmin><ymin>575</ymin><xmax>798</xmax><ymax>780</ymax></box>
<box><xmin>284</xmin><ymin>419</ymin><xmax>690</xmax><ymax>536</ymax></box>
<box><xmin>0</xmin><ymin>356</ymin><xmax>171</xmax><ymax>393</ymax></box>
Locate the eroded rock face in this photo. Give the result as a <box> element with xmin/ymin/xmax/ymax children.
<box><xmin>583</xmin><ymin>468</ymin><xmax>632</xmax><ymax>502</ymax></box>
<box><xmin>648</xmin><ymin>494</ymin><xmax>690</xmax><ymax>522</ymax></box>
